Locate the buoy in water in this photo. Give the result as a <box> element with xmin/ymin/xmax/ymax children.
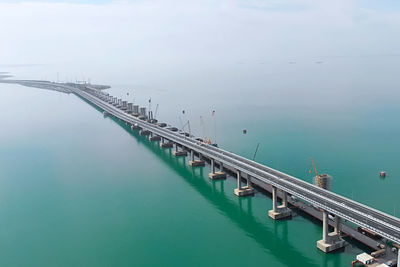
<box><xmin>380</xmin><ymin>171</ymin><xmax>386</xmax><ymax>178</ymax></box>
<box><xmin>243</xmin><ymin>129</ymin><xmax>247</xmax><ymax>134</ymax></box>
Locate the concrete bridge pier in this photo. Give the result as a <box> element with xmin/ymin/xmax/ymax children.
<box><xmin>317</xmin><ymin>211</ymin><xmax>346</xmax><ymax>253</ymax></box>
<box><xmin>268</xmin><ymin>187</ymin><xmax>292</xmax><ymax>220</ymax></box>
<box><xmin>173</xmin><ymin>144</ymin><xmax>187</xmax><ymax>156</ymax></box>
<box><xmin>209</xmin><ymin>158</ymin><xmax>226</xmax><ymax>180</ymax></box>
<box><xmin>149</xmin><ymin>133</ymin><xmax>161</xmax><ymax>142</ymax></box>
<box><xmin>189</xmin><ymin>150</ymin><xmax>205</xmax><ymax>167</ymax></box>
<box><xmin>247</xmin><ymin>174</ymin><xmax>253</xmax><ymax>189</ymax></box>
<box><xmin>139</xmin><ymin>129</ymin><xmax>150</xmax><ymax>136</ymax></box>
<box><xmin>397</xmin><ymin>249</ymin><xmax>399</xmax><ymax>267</ymax></box>
<box><xmin>160</xmin><ymin>138</ymin><xmax>173</xmax><ymax>148</ymax></box>
<box><xmin>234</xmin><ymin>170</ymin><xmax>254</xmax><ymax>196</ymax></box>
<box><xmin>220</xmin><ymin>162</ymin><xmax>226</xmax><ymax>173</ymax></box>
<box><xmin>131</xmin><ymin>124</ymin><xmax>141</xmax><ymax>131</ymax></box>
<box><xmin>333</xmin><ymin>216</ymin><xmax>340</xmax><ymax>234</ymax></box>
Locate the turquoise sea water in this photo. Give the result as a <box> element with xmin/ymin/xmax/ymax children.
<box><xmin>0</xmin><ymin>57</ymin><xmax>399</xmax><ymax>266</ymax></box>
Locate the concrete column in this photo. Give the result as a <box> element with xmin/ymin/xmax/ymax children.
<box><xmin>334</xmin><ymin>216</ymin><xmax>341</xmax><ymax>234</ymax></box>
<box><xmin>398</xmin><ymin>249</ymin><xmax>399</xmax><ymax>267</ymax></box>
<box><xmin>189</xmin><ymin>150</ymin><xmax>205</xmax><ymax>167</ymax></box>
<box><xmin>220</xmin><ymin>162</ymin><xmax>224</xmax><ymax>172</ymax></box>
<box><xmin>322</xmin><ymin>210</ymin><xmax>328</xmax><ymax>243</ymax></box>
<box><xmin>269</xmin><ymin>187</ymin><xmax>291</xmax><ymax>220</ymax></box>
<box><xmin>272</xmin><ymin>186</ymin><xmax>277</xmax><ymax>212</ymax></box>
<box><xmin>237</xmin><ymin>170</ymin><xmax>241</xmax><ymax>190</ymax></box>
<box><xmin>282</xmin><ymin>191</ymin><xmax>287</xmax><ymax>207</ymax></box>
<box><xmin>209</xmin><ymin>159</ymin><xmax>226</xmax><ymax>180</ymax></box>
<box><xmin>317</xmin><ymin>211</ymin><xmax>345</xmax><ymax>252</ymax></box>
<box><xmin>175</xmin><ymin>144</ymin><xmax>178</xmax><ymax>152</ymax></box>
<box><xmin>247</xmin><ymin>175</ymin><xmax>252</xmax><ymax>189</ymax></box>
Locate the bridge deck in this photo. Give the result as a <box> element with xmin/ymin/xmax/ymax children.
<box><xmin>12</xmin><ymin>80</ymin><xmax>400</xmax><ymax>245</ymax></box>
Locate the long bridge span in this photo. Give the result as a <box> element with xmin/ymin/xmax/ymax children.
<box><xmin>5</xmin><ymin>80</ymin><xmax>400</xmax><ymax>262</ymax></box>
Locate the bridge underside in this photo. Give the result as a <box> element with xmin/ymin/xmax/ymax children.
<box><xmin>6</xmin><ymin>80</ymin><xmax>399</xmax><ymax>257</ymax></box>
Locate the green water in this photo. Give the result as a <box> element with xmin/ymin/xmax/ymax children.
<box><xmin>0</xmin><ymin>58</ymin><xmax>399</xmax><ymax>266</ymax></box>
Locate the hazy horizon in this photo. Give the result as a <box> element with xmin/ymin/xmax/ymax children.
<box><xmin>1</xmin><ymin>0</ymin><xmax>400</xmax><ymax>111</ymax></box>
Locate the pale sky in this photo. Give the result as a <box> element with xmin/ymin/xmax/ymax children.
<box><xmin>0</xmin><ymin>0</ymin><xmax>399</xmax><ymax>84</ymax></box>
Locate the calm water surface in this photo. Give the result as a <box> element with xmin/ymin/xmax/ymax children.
<box><xmin>0</xmin><ymin>57</ymin><xmax>399</xmax><ymax>266</ymax></box>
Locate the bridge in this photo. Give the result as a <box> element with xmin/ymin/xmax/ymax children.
<box><xmin>6</xmin><ymin>80</ymin><xmax>400</xmax><ymax>261</ymax></box>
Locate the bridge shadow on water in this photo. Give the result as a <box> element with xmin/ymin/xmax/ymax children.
<box><xmin>85</xmin><ymin>100</ymin><xmax>342</xmax><ymax>267</ymax></box>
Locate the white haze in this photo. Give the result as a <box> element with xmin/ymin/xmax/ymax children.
<box><xmin>0</xmin><ymin>0</ymin><xmax>399</xmax><ymax>109</ymax></box>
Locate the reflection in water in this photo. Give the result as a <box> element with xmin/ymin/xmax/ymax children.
<box><xmin>98</xmin><ymin>112</ymin><xmax>324</xmax><ymax>267</ymax></box>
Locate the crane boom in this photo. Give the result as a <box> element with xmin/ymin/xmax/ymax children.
<box><xmin>311</xmin><ymin>157</ymin><xmax>323</xmax><ymax>188</ymax></box>
<box><xmin>200</xmin><ymin>116</ymin><xmax>206</xmax><ymax>140</ymax></box>
<box><xmin>253</xmin><ymin>143</ymin><xmax>260</xmax><ymax>161</ymax></box>
<box><xmin>154</xmin><ymin>104</ymin><xmax>159</xmax><ymax>119</ymax></box>
<box><xmin>180</xmin><ymin>120</ymin><xmax>191</xmax><ymax>137</ymax></box>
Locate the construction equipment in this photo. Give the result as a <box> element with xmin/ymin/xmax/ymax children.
<box><xmin>147</xmin><ymin>100</ymin><xmax>159</xmax><ymax>123</ymax></box>
<box><xmin>311</xmin><ymin>157</ymin><xmax>323</xmax><ymax>188</ymax></box>
<box><xmin>200</xmin><ymin>115</ymin><xmax>218</xmax><ymax>146</ymax></box>
<box><xmin>180</xmin><ymin>120</ymin><xmax>191</xmax><ymax>138</ymax></box>
<box><xmin>200</xmin><ymin>116</ymin><xmax>207</xmax><ymax>141</ymax></box>
<box><xmin>154</xmin><ymin>104</ymin><xmax>159</xmax><ymax>120</ymax></box>
<box><xmin>253</xmin><ymin>143</ymin><xmax>260</xmax><ymax>161</ymax></box>
<box><xmin>148</xmin><ymin>98</ymin><xmax>152</xmax><ymax>119</ymax></box>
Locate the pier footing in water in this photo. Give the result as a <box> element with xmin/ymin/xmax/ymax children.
<box><xmin>189</xmin><ymin>160</ymin><xmax>205</xmax><ymax>167</ymax></box>
<box><xmin>268</xmin><ymin>206</ymin><xmax>292</xmax><ymax>220</ymax></box>
<box><xmin>234</xmin><ymin>186</ymin><xmax>254</xmax><ymax>197</ymax></box>
<box><xmin>317</xmin><ymin>234</ymin><xmax>346</xmax><ymax>253</ymax></box>
<box><xmin>209</xmin><ymin>171</ymin><xmax>227</xmax><ymax>180</ymax></box>
<box><xmin>160</xmin><ymin>142</ymin><xmax>173</xmax><ymax>148</ymax></box>
<box><xmin>317</xmin><ymin>211</ymin><xmax>346</xmax><ymax>253</ymax></box>
<box><xmin>139</xmin><ymin>130</ymin><xmax>150</xmax><ymax>136</ymax></box>
<box><xmin>149</xmin><ymin>136</ymin><xmax>161</xmax><ymax>141</ymax></box>
<box><xmin>173</xmin><ymin>150</ymin><xmax>187</xmax><ymax>156</ymax></box>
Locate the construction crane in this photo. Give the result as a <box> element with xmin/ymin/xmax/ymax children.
<box><xmin>200</xmin><ymin>116</ymin><xmax>206</xmax><ymax>140</ymax></box>
<box><xmin>154</xmin><ymin>104</ymin><xmax>159</xmax><ymax>120</ymax></box>
<box><xmin>252</xmin><ymin>143</ymin><xmax>260</xmax><ymax>161</ymax></box>
<box><xmin>311</xmin><ymin>157</ymin><xmax>323</xmax><ymax>188</ymax></box>
<box><xmin>200</xmin><ymin>116</ymin><xmax>213</xmax><ymax>145</ymax></box>
<box><xmin>179</xmin><ymin>119</ymin><xmax>191</xmax><ymax>138</ymax></box>
<box><xmin>148</xmin><ymin>98</ymin><xmax>152</xmax><ymax>119</ymax></box>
